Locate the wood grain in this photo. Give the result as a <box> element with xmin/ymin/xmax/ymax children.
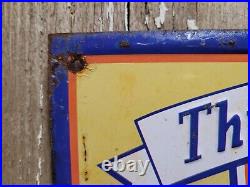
<box><xmin>2</xmin><ymin>2</ymin><xmax>248</xmax><ymax>184</ymax></box>
<box><xmin>197</xmin><ymin>3</ymin><xmax>248</xmax><ymax>29</ymax></box>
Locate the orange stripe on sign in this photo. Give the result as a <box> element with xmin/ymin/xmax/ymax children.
<box><xmin>68</xmin><ymin>72</ymin><xmax>79</xmax><ymax>184</ymax></box>
<box><xmin>86</xmin><ymin>54</ymin><xmax>247</xmax><ymax>64</ymax></box>
<box><xmin>245</xmin><ymin>164</ymin><xmax>248</xmax><ymax>184</ymax></box>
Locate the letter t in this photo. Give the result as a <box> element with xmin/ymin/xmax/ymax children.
<box><xmin>179</xmin><ymin>103</ymin><xmax>212</xmax><ymax>163</ymax></box>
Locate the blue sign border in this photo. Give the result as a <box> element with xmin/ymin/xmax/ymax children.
<box><xmin>49</xmin><ymin>31</ymin><xmax>248</xmax><ymax>184</ymax></box>
<box><xmin>50</xmin><ymin>30</ymin><xmax>247</xmax><ymax>56</ymax></box>
<box><xmin>50</xmin><ymin>65</ymin><xmax>71</xmax><ymax>184</ymax></box>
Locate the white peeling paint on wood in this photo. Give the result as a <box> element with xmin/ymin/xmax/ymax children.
<box><xmin>106</xmin><ymin>2</ymin><xmax>114</xmax><ymax>31</ymax></box>
<box><xmin>36</xmin><ymin>157</ymin><xmax>42</xmax><ymax>184</ymax></box>
<box><xmin>39</xmin><ymin>84</ymin><xmax>43</xmax><ymax>109</ymax></box>
<box><xmin>187</xmin><ymin>19</ymin><xmax>199</xmax><ymax>30</ymax></box>
<box><xmin>98</xmin><ymin>17</ymin><xmax>103</xmax><ymax>32</ymax></box>
<box><xmin>124</xmin><ymin>2</ymin><xmax>129</xmax><ymax>31</ymax></box>
<box><xmin>37</xmin><ymin>124</ymin><xmax>43</xmax><ymax>148</ymax></box>
<box><xmin>154</xmin><ymin>3</ymin><xmax>168</xmax><ymax>29</ymax></box>
<box><xmin>144</xmin><ymin>15</ymin><xmax>149</xmax><ymax>26</ymax></box>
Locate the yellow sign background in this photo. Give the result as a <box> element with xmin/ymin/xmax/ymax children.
<box><xmin>75</xmin><ymin>57</ymin><xmax>247</xmax><ymax>184</ymax></box>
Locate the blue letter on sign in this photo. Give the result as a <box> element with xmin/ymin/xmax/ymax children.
<box><xmin>179</xmin><ymin>103</ymin><xmax>212</xmax><ymax>163</ymax></box>
<box><xmin>216</xmin><ymin>100</ymin><xmax>243</xmax><ymax>152</ymax></box>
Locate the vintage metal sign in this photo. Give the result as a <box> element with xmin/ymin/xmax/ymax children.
<box><xmin>49</xmin><ymin>31</ymin><xmax>248</xmax><ymax>185</ymax></box>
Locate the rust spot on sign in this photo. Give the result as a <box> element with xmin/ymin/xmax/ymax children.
<box><xmin>66</xmin><ymin>53</ymin><xmax>88</xmax><ymax>73</ymax></box>
<box><xmin>82</xmin><ymin>135</ymin><xmax>89</xmax><ymax>182</ymax></box>
<box><xmin>222</xmin><ymin>40</ymin><xmax>236</xmax><ymax>48</ymax></box>
<box><xmin>51</xmin><ymin>53</ymin><xmax>88</xmax><ymax>74</ymax></box>
<box><xmin>82</xmin><ymin>136</ymin><xmax>87</xmax><ymax>162</ymax></box>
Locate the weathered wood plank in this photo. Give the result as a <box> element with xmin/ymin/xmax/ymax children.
<box><xmin>173</xmin><ymin>3</ymin><xmax>197</xmax><ymax>30</ymax></box>
<box><xmin>2</xmin><ymin>2</ymin><xmax>54</xmax><ymax>184</ymax></box>
<box><xmin>2</xmin><ymin>2</ymin><xmax>127</xmax><ymax>184</ymax></box>
<box><xmin>70</xmin><ymin>2</ymin><xmax>126</xmax><ymax>32</ymax></box>
<box><xmin>197</xmin><ymin>2</ymin><xmax>248</xmax><ymax>29</ymax></box>
<box><xmin>130</xmin><ymin>2</ymin><xmax>198</xmax><ymax>31</ymax></box>
<box><xmin>2</xmin><ymin>2</ymin><xmax>248</xmax><ymax>184</ymax></box>
<box><xmin>130</xmin><ymin>2</ymin><xmax>247</xmax><ymax>31</ymax></box>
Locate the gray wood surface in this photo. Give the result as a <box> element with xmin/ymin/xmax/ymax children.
<box><xmin>2</xmin><ymin>2</ymin><xmax>248</xmax><ymax>184</ymax></box>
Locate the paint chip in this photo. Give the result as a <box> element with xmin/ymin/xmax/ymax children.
<box><xmin>39</xmin><ymin>84</ymin><xmax>43</xmax><ymax>109</ymax></box>
<box><xmin>154</xmin><ymin>3</ymin><xmax>168</xmax><ymax>29</ymax></box>
<box><xmin>187</xmin><ymin>19</ymin><xmax>199</xmax><ymax>30</ymax></box>
<box><xmin>124</xmin><ymin>2</ymin><xmax>129</xmax><ymax>31</ymax></box>
<box><xmin>106</xmin><ymin>2</ymin><xmax>114</xmax><ymax>31</ymax></box>
<box><xmin>98</xmin><ymin>17</ymin><xmax>103</xmax><ymax>32</ymax></box>
<box><xmin>36</xmin><ymin>157</ymin><xmax>42</xmax><ymax>184</ymax></box>
<box><xmin>144</xmin><ymin>15</ymin><xmax>149</xmax><ymax>26</ymax></box>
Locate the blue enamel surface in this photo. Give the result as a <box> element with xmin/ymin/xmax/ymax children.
<box><xmin>50</xmin><ymin>31</ymin><xmax>247</xmax><ymax>56</ymax></box>
<box><xmin>51</xmin><ymin>65</ymin><xmax>71</xmax><ymax>184</ymax></box>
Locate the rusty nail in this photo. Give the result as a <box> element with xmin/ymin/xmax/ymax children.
<box><xmin>67</xmin><ymin>54</ymin><xmax>87</xmax><ymax>73</ymax></box>
<box><xmin>227</xmin><ymin>40</ymin><xmax>236</xmax><ymax>47</ymax></box>
<box><xmin>120</xmin><ymin>40</ymin><xmax>130</xmax><ymax>48</ymax></box>
<box><xmin>222</xmin><ymin>40</ymin><xmax>236</xmax><ymax>47</ymax></box>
